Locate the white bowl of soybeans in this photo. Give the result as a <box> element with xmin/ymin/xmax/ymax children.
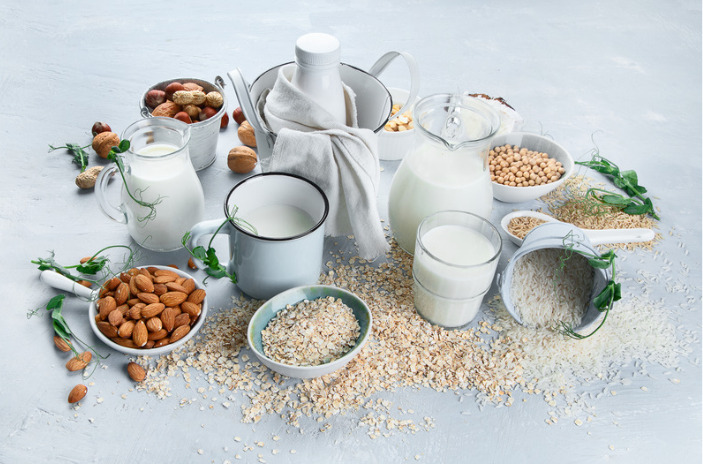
<box><xmin>377</xmin><ymin>88</ymin><xmax>421</xmax><ymax>161</ymax></box>
<box><xmin>489</xmin><ymin>132</ymin><xmax>574</xmax><ymax>203</ymax></box>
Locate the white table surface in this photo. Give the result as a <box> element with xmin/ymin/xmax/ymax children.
<box><xmin>1</xmin><ymin>1</ymin><xmax>701</xmax><ymax>462</ymax></box>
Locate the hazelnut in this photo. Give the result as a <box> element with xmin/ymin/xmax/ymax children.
<box><xmin>183</xmin><ymin>104</ymin><xmax>201</xmax><ymax>119</ymax></box>
<box><xmin>145</xmin><ymin>89</ymin><xmax>166</xmax><ymax>109</ymax></box>
<box><xmin>91</xmin><ymin>121</ymin><xmax>111</xmax><ymax>137</ymax></box>
<box><xmin>174</xmin><ymin>112</ymin><xmax>192</xmax><ymax>124</ymax></box>
<box><xmin>172</xmin><ymin>90</ymin><xmax>194</xmax><ymax>106</ymax></box>
<box><xmin>227</xmin><ymin>146</ymin><xmax>257</xmax><ymax>174</ymax></box>
<box><xmin>164</xmin><ymin>82</ymin><xmax>185</xmax><ymax>100</ymax></box>
<box><xmin>182</xmin><ymin>82</ymin><xmax>204</xmax><ymax>92</ymax></box>
<box><xmin>92</xmin><ymin>131</ymin><xmax>120</xmax><ymax>159</ymax></box>
<box><xmin>152</xmin><ymin>101</ymin><xmax>180</xmax><ymax>118</ymax></box>
<box><xmin>237</xmin><ymin>120</ymin><xmax>257</xmax><ymax>147</ymax></box>
<box><xmin>75</xmin><ymin>166</ymin><xmax>104</xmax><ymax>189</ymax></box>
<box><xmin>205</xmin><ymin>91</ymin><xmax>223</xmax><ymax>109</ymax></box>
<box><xmin>232</xmin><ymin>107</ymin><xmax>245</xmax><ymax>125</ymax></box>
<box><xmin>199</xmin><ymin>106</ymin><xmax>217</xmax><ymax>121</ymax></box>
<box><xmin>220</xmin><ymin>112</ymin><xmax>229</xmax><ymax>129</ymax></box>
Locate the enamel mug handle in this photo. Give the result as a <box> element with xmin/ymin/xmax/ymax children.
<box><xmin>186</xmin><ymin>218</ymin><xmax>233</xmax><ymax>272</ymax></box>
<box><xmin>95</xmin><ymin>164</ymin><xmax>127</xmax><ymax>224</ymax></box>
<box><xmin>368</xmin><ymin>51</ymin><xmax>421</xmax><ymax>122</ymax></box>
<box><xmin>40</xmin><ymin>271</ymin><xmax>95</xmax><ymax>299</ymax></box>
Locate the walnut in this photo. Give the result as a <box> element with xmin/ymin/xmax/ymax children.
<box><xmin>237</xmin><ymin>120</ymin><xmax>257</xmax><ymax>147</ymax></box>
<box><xmin>92</xmin><ymin>132</ymin><xmax>120</xmax><ymax>159</ymax></box>
<box><xmin>152</xmin><ymin>101</ymin><xmax>180</xmax><ymax>118</ymax></box>
<box><xmin>227</xmin><ymin>146</ymin><xmax>257</xmax><ymax>174</ymax></box>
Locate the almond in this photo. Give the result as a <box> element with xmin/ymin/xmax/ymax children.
<box><xmin>145</xmin><ymin>317</ymin><xmax>163</xmax><ymax>333</ymax></box>
<box><xmin>127</xmin><ymin>362</ymin><xmax>147</xmax><ymax>382</ymax></box>
<box><xmin>154</xmin><ymin>274</ymin><xmax>178</xmax><ymax>284</ymax></box>
<box><xmin>110</xmin><ymin>337</ymin><xmax>137</xmax><ymax>348</ymax></box>
<box><xmin>114</xmin><ymin>282</ymin><xmax>130</xmax><ymax>305</ymax></box>
<box><xmin>187</xmin><ymin>288</ymin><xmax>206</xmax><ymax>304</ymax></box>
<box><xmin>126</xmin><ymin>298</ymin><xmax>141</xmax><ymax>307</ymax></box>
<box><xmin>105</xmin><ymin>276</ymin><xmax>121</xmax><ymax>291</ymax></box>
<box><xmin>96</xmin><ymin>321</ymin><xmax>118</xmax><ymax>338</ymax></box>
<box><xmin>116</xmin><ymin>303</ymin><xmax>130</xmax><ymax>317</ymax></box>
<box><xmin>132</xmin><ymin>320</ymin><xmax>148</xmax><ymax>347</ymax></box>
<box><xmin>154</xmin><ymin>268</ymin><xmax>180</xmax><ymax>278</ymax></box>
<box><xmin>65</xmin><ymin>352</ymin><xmax>91</xmax><ymax>372</ymax></box>
<box><xmin>119</xmin><ymin>272</ymin><xmax>131</xmax><ymax>283</ymax></box>
<box><xmin>145</xmin><ymin>340</ymin><xmax>155</xmax><ymax>349</ymax></box>
<box><xmin>165</xmin><ymin>282</ymin><xmax>188</xmax><ymax>293</ymax></box>
<box><xmin>174</xmin><ymin>313</ymin><xmax>191</xmax><ymax>329</ymax></box>
<box><xmin>137</xmin><ymin>292</ymin><xmax>160</xmax><ymax>305</ymax></box>
<box><xmin>68</xmin><ymin>384</ymin><xmax>87</xmax><ymax>403</ymax></box>
<box><xmin>53</xmin><ymin>335</ymin><xmax>72</xmax><ymax>352</ymax></box>
<box><xmin>181</xmin><ymin>301</ymin><xmax>201</xmax><ymax>319</ymax></box>
<box><xmin>153</xmin><ymin>338</ymin><xmax>170</xmax><ymax>348</ymax></box>
<box><xmin>182</xmin><ymin>278</ymin><xmax>196</xmax><ymax>294</ymax></box>
<box><xmin>169</xmin><ymin>324</ymin><xmax>190</xmax><ymax>343</ymax></box>
<box><xmin>161</xmin><ymin>291</ymin><xmax>187</xmax><ymax>307</ymax></box>
<box><xmin>128</xmin><ymin>304</ymin><xmax>143</xmax><ymax>320</ymax></box>
<box><xmin>147</xmin><ymin>328</ymin><xmax>168</xmax><ymax>341</ymax></box>
<box><xmin>161</xmin><ymin>307</ymin><xmax>177</xmax><ymax>332</ymax></box>
<box><xmin>108</xmin><ymin>309</ymin><xmax>123</xmax><ymax>327</ymax></box>
<box><xmin>153</xmin><ymin>283</ymin><xmax>168</xmax><ymax>296</ymax></box>
<box><xmin>117</xmin><ymin>320</ymin><xmax>136</xmax><ymax>338</ymax></box>
<box><xmin>129</xmin><ymin>275</ymin><xmax>140</xmax><ymax>295</ymax></box>
<box><xmin>141</xmin><ymin>302</ymin><xmax>165</xmax><ymax>318</ymax></box>
<box><xmin>96</xmin><ymin>296</ymin><xmax>117</xmax><ymax>320</ymax></box>
<box><xmin>133</xmin><ymin>274</ymin><xmax>154</xmax><ymax>293</ymax></box>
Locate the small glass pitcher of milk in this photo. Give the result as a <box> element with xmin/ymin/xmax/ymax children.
<box><xmin>388</xmin><ymin>94</ymin><xmax>501</xmax><ymax>254</ymax></box>
<box><xmin>95</xmin><ymin>118</ymin><xmax>205</xmax><ymax>252</ymax></box>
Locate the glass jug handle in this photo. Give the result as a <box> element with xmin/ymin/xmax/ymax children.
<box><xmin>95</xmin><ymin>165</ymin><xmax>127</xmax><ymax>224</ymax></box>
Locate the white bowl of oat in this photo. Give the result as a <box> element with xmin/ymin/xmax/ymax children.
<box><xmin>247</xmin><ymin>285</ymin><xmax>372</xmax><ymax>379</ymax></box>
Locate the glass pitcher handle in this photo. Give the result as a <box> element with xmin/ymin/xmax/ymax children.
<box><xmin>95</xmin><ymin>164</ymin><xmax>127</xmax><ymax>224</ymax></box>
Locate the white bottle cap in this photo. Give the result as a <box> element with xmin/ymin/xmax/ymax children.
<box><xmin>295</xmin><ymin>33</ymin><xmax>341</xmax><ymax>68</ymax></box>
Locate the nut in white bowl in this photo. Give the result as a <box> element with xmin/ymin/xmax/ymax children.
<box><xmin>378</xmin><ymin>87</ymin><xmax>420</xmax><ymax>161</ymax></box>
<box><xmin>490</xmin><ymin>132</ymin><xmax>574</xmax><ymax>203</ymax></box>
<box><xmin>89</xmin><ymin>265</ymin><xmax>208</xmax><ymax>357</ymax></box>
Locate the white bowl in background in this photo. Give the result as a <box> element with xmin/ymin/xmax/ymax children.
<box><xmin>378</xmin><ymin>87</ymin><xmax>420</xmax><ymax>161</ymax></box>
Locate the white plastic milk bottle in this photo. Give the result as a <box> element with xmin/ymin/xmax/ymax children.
<box><xmin>291</xmin><ymin>32</ymin><xmax>347</xmax><ymax>125</ymax></box>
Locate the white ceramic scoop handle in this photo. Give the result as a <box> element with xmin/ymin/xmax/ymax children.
<box><xmin>585</xmin><ymin>228</ymin><xmax>655</xmax><ymax>246</ymax></box>
<box><xmin>40</xmin><ymin>271</ymin><xmax>95</xmax><ymax>299</ymax></box>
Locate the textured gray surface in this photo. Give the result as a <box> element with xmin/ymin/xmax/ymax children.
<box><xmin>1</xmin><ymin>1</ymin><xmax>701</xmax><ymax>462</ymax></box>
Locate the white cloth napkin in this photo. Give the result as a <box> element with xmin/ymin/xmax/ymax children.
<box><xmin>259</xmin><ymin>67</ymin><xmax>389</xmax><ymax>260</ymax></box>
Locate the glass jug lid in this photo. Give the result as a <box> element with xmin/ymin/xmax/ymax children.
<box><xmin>414</xmin><ymin>94</ymin><xmax>501</xmax><ymax>151</ymax></box>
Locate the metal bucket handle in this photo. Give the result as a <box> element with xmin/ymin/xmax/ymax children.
<box><xmin>368</xmin><ymin>51</ymin><xmax>421</xmax><ymax>122</ymax></box>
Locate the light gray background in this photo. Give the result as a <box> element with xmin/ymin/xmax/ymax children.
<box><xmin>1</xmin><ymin>1</ymin><xmax>701</xmax><ymax>463</ymax></box>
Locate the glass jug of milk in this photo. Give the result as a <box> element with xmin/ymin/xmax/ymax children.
<box><xmin>388</xmin><ymin>94</ymin><xmax>501</xmax><ymax>254</ymax></box>
<box><xmin>95</xmin><ymin>118</ymin><xmax>205</xmax><ymax>252</ymax></box>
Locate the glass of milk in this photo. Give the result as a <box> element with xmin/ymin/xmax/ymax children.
<box><xmin>412</xmin><ymin>210</ymin><xmax>502</xmax><ymax>329</ymax></box>
<box><xmin>95</xmin><ymin>118</ymin><xmax>205</xmax><ymax>252</ymax></box>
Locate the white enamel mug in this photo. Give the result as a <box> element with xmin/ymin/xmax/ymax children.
<box><xmin>187</xmin><ymin>173</ymin><xmax>329</xmax><ymax>300</ymax></box>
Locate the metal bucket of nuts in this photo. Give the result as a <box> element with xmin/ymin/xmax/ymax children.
<box><xmin>140</xmin><ymin>77</ymin><xmax>227</xmax><ymax>171</ymax></box>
